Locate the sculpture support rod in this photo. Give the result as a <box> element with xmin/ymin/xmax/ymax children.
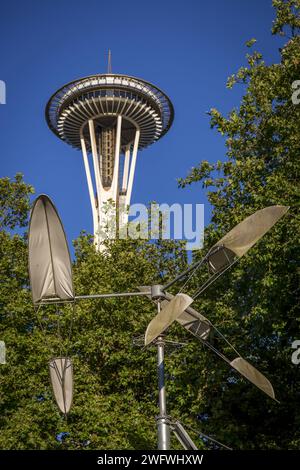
<box><xmin>75</xmin><ymin>291</ymin><xmax>149</xmax><ymax>300</ymax></box>
<box><xmin>156</xmin><ymin>303</ymin><xmax>170</xmax><ymax>450</ymax></box>
<box><xmin>39</xmin><ymin>290</ymin><xmax>151</xmax><ymax>304</ymax></box>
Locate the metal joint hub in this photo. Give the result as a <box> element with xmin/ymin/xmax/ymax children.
<box><xmin>151</xmin><ymin>284</ymin><xmax>165</xmax><ymax>300</ymax></box>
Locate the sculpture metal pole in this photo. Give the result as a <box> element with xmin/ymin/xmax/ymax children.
<box><xmin>156</xmin><ymin>301</ymin><xmax>170</xmax><ymax>450</ymax></box>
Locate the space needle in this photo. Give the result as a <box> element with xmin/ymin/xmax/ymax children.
<box><xmin>46</xmin><ymin>53</ymin><xmax>174</xmax><ymax>248</ymax></box>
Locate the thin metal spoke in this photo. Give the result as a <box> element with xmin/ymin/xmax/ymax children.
<box><xmin>192</xmin><ymin>258</ymin><xmax>239</xmax><ymax>300</ymax></box>
<box><xmin>178</xmin><ymin>422</ymin><xmax>232</xmax><ymax>450</ymax></box>
<box><xmin>39</xmin><ymin>290</ymin><xmax>151</xmax><ymax>305</ymax></box>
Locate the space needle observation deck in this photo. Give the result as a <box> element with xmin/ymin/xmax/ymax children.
<box><xmin>46</xmin><ymin>66</ymin><xmax>174</xmax><ymax>248</ymax></box>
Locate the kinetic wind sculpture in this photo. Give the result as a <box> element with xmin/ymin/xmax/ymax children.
<box><xmin>28</xmin><ymin>194</ymin><xmax>289</xmax><ymax>448</ymax></box>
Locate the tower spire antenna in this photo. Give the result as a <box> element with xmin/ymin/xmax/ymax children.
<box><xmin>107</xmin><ymin>49</ymin><xmax>112</xmax><ymax>74</ymax></box>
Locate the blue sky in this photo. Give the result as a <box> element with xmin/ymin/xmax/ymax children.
<box><xmin>0</xmin><ymin>0</ymin><xmax>283</xmax><ymax>250</ymax></box>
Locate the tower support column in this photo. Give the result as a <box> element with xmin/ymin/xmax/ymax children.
<box><xmin>80</xmin><ymin>118</ymin><xmax>143</xmax><ymax>248</ymax></box>
<box><xmin>119</xmin><ymin>128</ymin><xmax>140</xmax><ymax>236</ymax></box>
<box><xmin>80</xmin><ymin>133</ymin><xmax>98</xmax><ymax>235</ymax></box>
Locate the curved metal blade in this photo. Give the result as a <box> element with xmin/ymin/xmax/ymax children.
<box><xmin>145</xmin><ymin>293</ymin><xmax>193</xmax><ymax>346</ymax></box>
<box><xmin>138</xmin><ymin>287</ymin><xmax>211</xmax><ymax>342</ymax></box>
<box><xmin>162</xmin><ymin>206</ymin><xmax>289</xmax><ymax>291</ymax></box>
<box><xmin>208</xmin><ymin>206</ymin><xmax>289</xmax><ymax>272</ymax></box>
<box><xmin>138</xmin><ymin>290</ymin><xmax>277</xmax><ymax>400</ymax></box>
<box><xmin>230</xmin><ymin>357</ymin><xmax>276</xmax><ymax>400</ymax></box>
<box><xmin>197</xmin><ymin>204</ymin><xmax>289</xmax><ymax>288</ymax></box>
<box><xmin>201</xmin><ymin>339</ymin><xmax>277</xmax><ymax>401</ymax></box>
<box><xmin>28</xmin><ymin>195</ymin><xmax>74</xmax><ymax>304</ymax></box>
<box><xmin>162</xmin><ymin>294</ymin><xmax>211</xmax><ymax>341</ymax></box>
<box><xmin>49</xmin><ymin>357</ymin><xmax>73</xmax><ymax>414</ymax></box>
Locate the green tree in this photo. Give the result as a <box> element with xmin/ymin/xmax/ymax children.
<box><xmin>0</xmin><ymin>175</ymin><xmax>198</xmax><ymax>450</ymax></box>
<box><xmin>178</xmin><ymin>0</ymin><xmax>300</xmax><ymax>449</ymax></box>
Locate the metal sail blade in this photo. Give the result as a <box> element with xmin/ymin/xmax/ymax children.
<box><xmin>162</xmin><ymin>205</ymin><xmax>289</xmax><ymax>292</ymax></box>
<box><xmin>49</xmin><ymin>357</ymin><xmax>73</xmax><ymax>414</ymax></box>
<box><xmin>145</xmin><ymin>293</ymin><xmax>193</xmax><ymax>346</ymax></box>
<box><xmin>138</xmin><ymin>286</ymin><xmax>211</xmax><ymax>341</ymax></box>
<box><xmin>175</xmin><ymin>309</ymin><xmax>211</xmax><ymax>340</ymax></box>
<box><xmin>190</xmin><ymin>335</ymin><xmax>277</xmax><ymax>401</ymax></box>
<box><xmin>28</xmin><ymin>195</ymin><xmax>74</xmax><ymax>304</ymax></box>
<box><xmin>207</xmin><ymin>205</ymin><xmax>289</xmax><ymax>273</ymax></box>
<box><xmin>139</xmin><ymin>291</ymin><xmax>277</xmax><ymax>400</ymax></box>
<box><xmin>192</xmin><ymin>205</ymin><xmax>290</xmax><ymax>294</ymax></box>
<box><xmin>230</xmin><ymin>357</ymin><xmax>276</xmax><ymax>400</ymax></box>
<box><xmin>161</xmin><ymin>295</ymin><xmax>211</xmax><ymax>341</ymax></box>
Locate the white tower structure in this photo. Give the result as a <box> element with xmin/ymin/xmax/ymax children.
<box><xmin>46</xmin><ymin>67</ymin><xmax>174</xmax><ymax>248</ymax></box>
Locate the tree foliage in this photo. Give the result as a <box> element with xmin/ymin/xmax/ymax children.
<box><xmin>0</xmin><ymin>176</ymin><xmax>195</xmax><ymax>450</ymax></box>
<box><xmin>178</xmin><ymin>0</ymin><xmax>300</xmax><ymax>449</ymax></box>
